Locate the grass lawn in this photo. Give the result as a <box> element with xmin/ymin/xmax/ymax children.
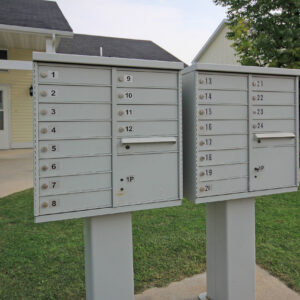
<box><xmin>0</xmin><ymin>189</ymin><xmax>299</xmax><ymax>299</ymax></box>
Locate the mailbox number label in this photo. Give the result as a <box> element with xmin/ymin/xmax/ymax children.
<box><xmin>48</xmin><ymin>71</ymin><xmax>58</xmax><ymax>79</ymax></box>
<box><xmin>205</xmin><ymin>154</ymin><xmax>212</xmax><ymax>161</ymax></box>
<box><xmin>50</xmin><ymin>181</ymin><xmax>58</xmax><ymax>189</ymax></box>
<box><xmin>206</xmin><ymin>138</ymin><xmax>212</xmax><ymax>145</ymax></box>
<box><xmin>205</xmin><ymin>184</ymin><xmax>212</xmax><ymax>191</ymax></box>
<box><xmin>125</xmin><ymin>126</ymin><xmax>133</xmax><ymax>132</ymax></box>
<box><xmin>256</xmin><ymin>108</ymin><xmax>264</xmax><ymax>115</ymax></box>
<box><xmin>124</xmin><ymin>75</ymin><xmax>133</xmax><ymax>82</ymax></box>
<box><xmin>50</xmin><ymin>144</ymin><xmax>57</xmax><ymax>152</ymax></box>
<box><xmin>205</xmin><ymin>169</ymin><xmax>213</xmax><ymax>176</ymax></box>
<box><xmin>255</xmin><ymin>80</ymin><xmax>263</xmax><ymax>87</ymax></box>
<box><xmin>125</xmin><ymin>109</ymin><xmax>133</xmax><ymax>116</ymax></box>
<box><xmin>205</xmin><ymin>77</ymin><xmax>212</xmax><ymax>84</ymax></box>
<box><xmin>50</xmin><ymin>89</ymin><xmax>57</xmax><ymax>97</ymax></box>
<box><xmin>257</xmin><ymin>122</ymin><xmax>264</xmax><ymax>129</ymax></box>
<box><xmin>257</xmin><ymin>94</ymin><xmax>264</xmax><ymax>101</ymax></box>
<box><xmin>205</xmin><ymin>123</ymin><xmax>213</xmax><ymax>131</ymax></box>
<box><xmin>125</xmin><ymin>92</ymin><xmax>133</xmax><ymax>99</ymax></box>
<box><xmin>205</xmin><ymin>93</ymin><xmax>212</xmax><ymax>100</ymax></box>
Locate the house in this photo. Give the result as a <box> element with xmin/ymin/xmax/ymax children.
<box><xmin>192</xmin><ymin>19</ymin><xmax>239</xmax><ymax>65</ymax></box>
<box><xmin>0</xmin><ymin>0</ymin><xmax>181</xmax><ymax>150</ymax></box>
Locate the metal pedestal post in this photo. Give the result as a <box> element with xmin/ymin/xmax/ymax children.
<box><xmin>84</xmin><ymin>213</ymin><xmax>134</xmax><ymax>300</ymax></box>
<box><xmin>199</xmin><ymin>198</ymin><xmax>256</xmax><ymax>300</ymax></box>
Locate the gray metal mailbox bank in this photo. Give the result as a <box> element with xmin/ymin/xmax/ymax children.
<box><xmin>183</xmin><ymin>64</ymin><xmax>299</xmax><ymax>203</ymax></box>
<box><xmin>183</xmin><ymin>64</ymin><xmax>299</xmax><ymax>300</ymax></box>
<box><xmin>33</xmin><ymin>52</ymin><xmax>183</xmax><ymax>223</ymax></box>
<box><xmin>33</xmin><ymin>52</ymin><xmax>183</xmax><ymax>300</ymax></box>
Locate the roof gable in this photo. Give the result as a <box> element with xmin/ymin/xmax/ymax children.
<box><xmin>57</xmin><ymin>34</ymin><xmax>182</xmax><ymax>62</ymax></box>
<box><xmin>0</xmin><ymin>0</ymin><xmax>72</xmax><ymax>32</ymax></box>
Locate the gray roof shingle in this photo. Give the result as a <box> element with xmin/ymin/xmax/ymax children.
<box><xmin>0</xmin><ymin>0</ymin><xmax>72</xmax><ymax>32</ymax></box>
<box><xmin>57</xmin><ymin>34</ymin><xmax>182</xmax><ymax>62</ymax></box>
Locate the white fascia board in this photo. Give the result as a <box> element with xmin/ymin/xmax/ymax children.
<box><xmin>0</xmin><ymin>24</ymin><xmax>73</xmax><ymax>38</ymax></box>
<box><xmin>191</xmin><ymin>19</ymin><xmax>228</xmax><ymax>64</ymax></box>
<box><xmin>0</xmin><ymin>60</ymin><xmax>32</xmax><ymax>70</ymax></box>
<box><xmin>33</xmin><ymin>52</ymin><xmax>184</xmax><ymax>70</ymax></box>
<box><xmin>182</xmin><ymin>63</ymin><xmax>300</xmax><ymax>76</ymax></box>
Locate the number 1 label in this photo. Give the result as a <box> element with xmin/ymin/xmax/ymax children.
<box><xmin>48</xmin><ymin>71</ymin><xmax>59</xmax><ymax>79</ymax></box>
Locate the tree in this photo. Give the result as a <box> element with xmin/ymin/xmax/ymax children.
<box><xmin>213</xmin><ymin>0</ymin><xmax>300</xmax><ymax>68</ymax></box>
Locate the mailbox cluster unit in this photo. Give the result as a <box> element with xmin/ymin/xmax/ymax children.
<box><xmin>183</xmin><ymin>64</ymin><xmax>299</xmax><ymax>203</ymax></box>
<box><xmin>33</xmin><ymin>53</ymin><xmax>183</xmax><ymax>223</ymax></box>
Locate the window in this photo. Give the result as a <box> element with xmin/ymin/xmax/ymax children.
<box><xmin>0</xmin><ymin>50</ymin><xmax>7</xmax><ymax>60</ymax></box>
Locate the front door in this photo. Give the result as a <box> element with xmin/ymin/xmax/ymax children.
<box><xmin>0</xmin><ymin>86</ymin><xmax>10</xmax><ymax>149</ymax></box>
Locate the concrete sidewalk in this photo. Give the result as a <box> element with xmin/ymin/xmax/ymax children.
<box><xmin>0</xmin><ymin>149</ymin><xmax>33</xmax><ymax>197</ymax></box>
<box><xmin>135</xmin><ymin>265</ymin><xmax>300</xmax><ymax>300</ymax></box>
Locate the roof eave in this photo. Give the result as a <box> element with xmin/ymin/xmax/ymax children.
<box><xmin>192</xmin><ymin>19</ymin><xmax>228</xmax><ymax>64</ymax></box>
<box><xmin>0</xmin><ymin>24</ymin><xmax>73</xmax><ymax>38</ymax></box>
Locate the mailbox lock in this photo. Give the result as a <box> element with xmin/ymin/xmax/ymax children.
<box><xmin>125</xmin><ymin>145</ymin><xmax>130</xmax><ymax>150</ymax></box>
<box><xmin>40</xmin><ymin>91</ymin><xmax>47</xmax><ymax>97</ymax></box>
<box><xmin>40</xmin><ymin>72</ymin><xmax>47</xmax><ymax>78</ymax></box>
<box><xmin>252</xmin><ymin>96</ymin><xmax>257</xmax><ymax>101</ymax></box>
<box><xmin>199</xmin><ymin>141</ymin><xmax>205</xmax><ymax>146</ymax></box>
<box><xmin>253</xmin><ymin>111</ymin><xmax>256</xmax><ymax>115</ymax></box>
<box><xmin>41</xmin><ymin>165</ymin><xmax>48</xmax><ymax>171</ymax></box>
<box><xmin>199</xmin><ymin>94</ymin><xmax>204</xmax><ymax>100</ymax></box>
<box><xmin>199</xmin><ymin>79</ymin><xmax>204</xmax><ymax>84</ymax></box>
<box><xmin>200</xmin><ymin>187</ymin><xmax>205</xmax><ymax>192</ymax></box>
<box><xmin>252</xmin><ymin>82</ymin><xmax>256</xmax><ymax>87</ymax></box>
<box><xmin>200</xmin><ymin>156</ymin><xmax>205</xmax><ymax>161</ymax></box>
<box><xmin>254</xmin><ymin>165</ymin><xmax>264</xmax><ymax>172</ymax></box>
<box><xmin>200</xmin><ymin>172</ymin><xmax>205</xmax><ymax>177</ymax></box>
<box><xmin>41</xmin><ymin>128</ymin><xmax>48</xmax><ymax>134</ymax></box>
<box><xmin>119</xmin><ymin>127</ymin><xmax>125</xmax><ymax>133</ymax></box>
<box><xmin>41</xmin><ymin>183</ymin><xmax>48</xmax><ymax>190</ymax></box>
<box><xmin>199</xmin><ymin>110</ymin><xmax>204</xmax><ymax>115</ymax></box>
<box><xmin>118</xmin><ymin>76</ymin><xmax>124</xmax><ymax>82</ymax></box>
<box><xmin>253</xmin><ymin>124</ymin><xmax>257</xmax><ymax>129</ymax></box>
<box><xmin>120</xmin><ymin>188</ymin><xmax>124</xmax><ymax>191</ymax></box>
<box><xmin>41</xmin><ymin>147</ymin><xmax>48</xmax><ymax>153</ymax></box>
<box><xmin>118</xmin><ymin>110</ymin><xmax>124</xmax><ymax>116</ymax></box>
<box><xmin>200</xmin><ymin>125</ymin><xmax>204</xmax><ymax>130</ymax></box>
<box><xmin>118</xmin><ymin>93</ymin><xmax>124</xmax><ymax>99</ymax></box>
<box><xmin>41</xmin><ymin>202</ymin><xmax>49</xmax><ymax>208</ymax></box>
<box><xmin>40</xmin><ymin>110</ymin><xmax>48</xmax><ymax>116</ymax></box>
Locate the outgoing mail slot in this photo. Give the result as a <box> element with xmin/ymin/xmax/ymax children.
<box><xmin>116</xmin><ymin>153</ymin><xmax>178</xmax><ymax>206</ymax></box>
<box><xmin>197</xmin><ymin>149</ymin><xmax>248</xmax><ymax>166</ymax></box>
<box><xmin>118</xmin><ymin>137</ymin><xmax>177</xmax><ymax>154</ymax></box>
<box><xmin>39</xmin><ymin>173</ymin><xmax>111</xmax><ymax>196</ymax></box>
<box><xmin>38</xmin><ymin>85</ymin><xmax>111</xmax><ymax>103</ymax></box>
<box><xmin>198</xmin><ymin>105</ymin><xmax>247</xmax><ymax>120</ymax></box>
<box><xmin>117</xmin><ymin>88</ymin><xmax>177</xmax><ymax>105</ymax></box>
<box><xmin>197</xmin><ymin>177</ymin><xmax>248</xmax><ymax>197</ymax></box>
<box><xmin>252</xmin><ymin>76</ymin><xmax>294</xmax><ymax>92</ymax></box>
<box><xmin>250</xmin><ymin>146</ymin><xmax>296</xmax><ymax>190</ymax></box>
<box><xmin>38</xmin><ymin>122</ymin><xmax>111</xmax><ymax>139</ymax></box>
<box><xmin>198</xmin><ymin>164</ymin><xmax>247</xmax><ymax>181</ymax></box>
<box><xmin>117</xmin><ymin>121</ymin><xmax>177</xmax><ymax>137</ymax></box>
<box><xmin>39</xmin><ymin>138</ymin><xmax>111</xmax><ymax>158</ymax></box>
<box><xmin>251</xmin><ymin>92</ymin><xmax>295</xmax><ymax>106</ymax></box>
<box><xmin>252</xmin><ymin>120</ymin><xmax>295</xmax><ymax>132</ymax></box>
<box><xmin>117</xmin><ymin>105</ymin><xmax>177</xmax><ymax>121</ymax></box>
<box><xmin>252</xmin><ymin>106</ymin><xmax>295</xmax><ymax>120</ymax></box>
<box><xmin>39</xmin><ymin>103</ymin><xmax>111</xmax><ymax>121</ymax></box>
<box><xmin>39</xmin><ymin>190</ymin><xmax>112</xmax><ymax>215</ymax></box>
<box><xmin>39</xmin><ymin>66</ymin><xmax>111</xmax><ymax>85</ymax></box>
<box><xmin>117</xmin><ymin>70</ymin><xmax>177</xmax><ymax>88</ymax></box>
<box><xmin>198</xmin><ymin>120</ymin><xmax>247</xmax><ymax>135</ymax></box>
<box><xmin>197</xmin><ymin>90</ymin><xmax>247</xmax><ymax>105</ymax></box>
<box><xmin>253</xmin><ymin>133</ymin><xmax>296</xmax><ymax>148</ymax></box>
<box><xmin>39</xmin><ymin>156</ymin><xmax>111</xmax><ymax>177</ymax></box>
<box><xmin>198</xmin><ymin>73</ymin><xmax>247</xmax><ymax>90</ymax></box>
<box><xmin>198</xmin><ymin>135</ymin><xmax>248</xmax><ymax>150</ymax></box>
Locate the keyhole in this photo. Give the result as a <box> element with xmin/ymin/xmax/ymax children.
<box><xmin>120</xmin><ymin>188</ymin><xmax>124</xmax><ymax>191</ymax></box>
<box><xmin>125</xmin><ymin>145</ymin><xmax>130</xmax><ymax>150</ymax></box>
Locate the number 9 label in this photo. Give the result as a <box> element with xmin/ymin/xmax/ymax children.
<box><xmin>124</xmin><ymin>75</ymin><xmax>133</xmax><ymax>82</ymax></box>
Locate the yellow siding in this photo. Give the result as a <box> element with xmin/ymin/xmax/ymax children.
<box><xmin>198</xmin><ymin>26</ymin><xmax>240</xmax><ymax>65</ymax></box>
<box><xmin>0</xmin><ymin>48</ymin><xmax>33</xmax><ymax>144</ymax></box>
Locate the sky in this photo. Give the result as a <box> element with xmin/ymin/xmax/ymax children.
<box><xmin>56</xmin><ymin>0</ymin><xmax>227</xmax><ymax>64</ymax></box>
